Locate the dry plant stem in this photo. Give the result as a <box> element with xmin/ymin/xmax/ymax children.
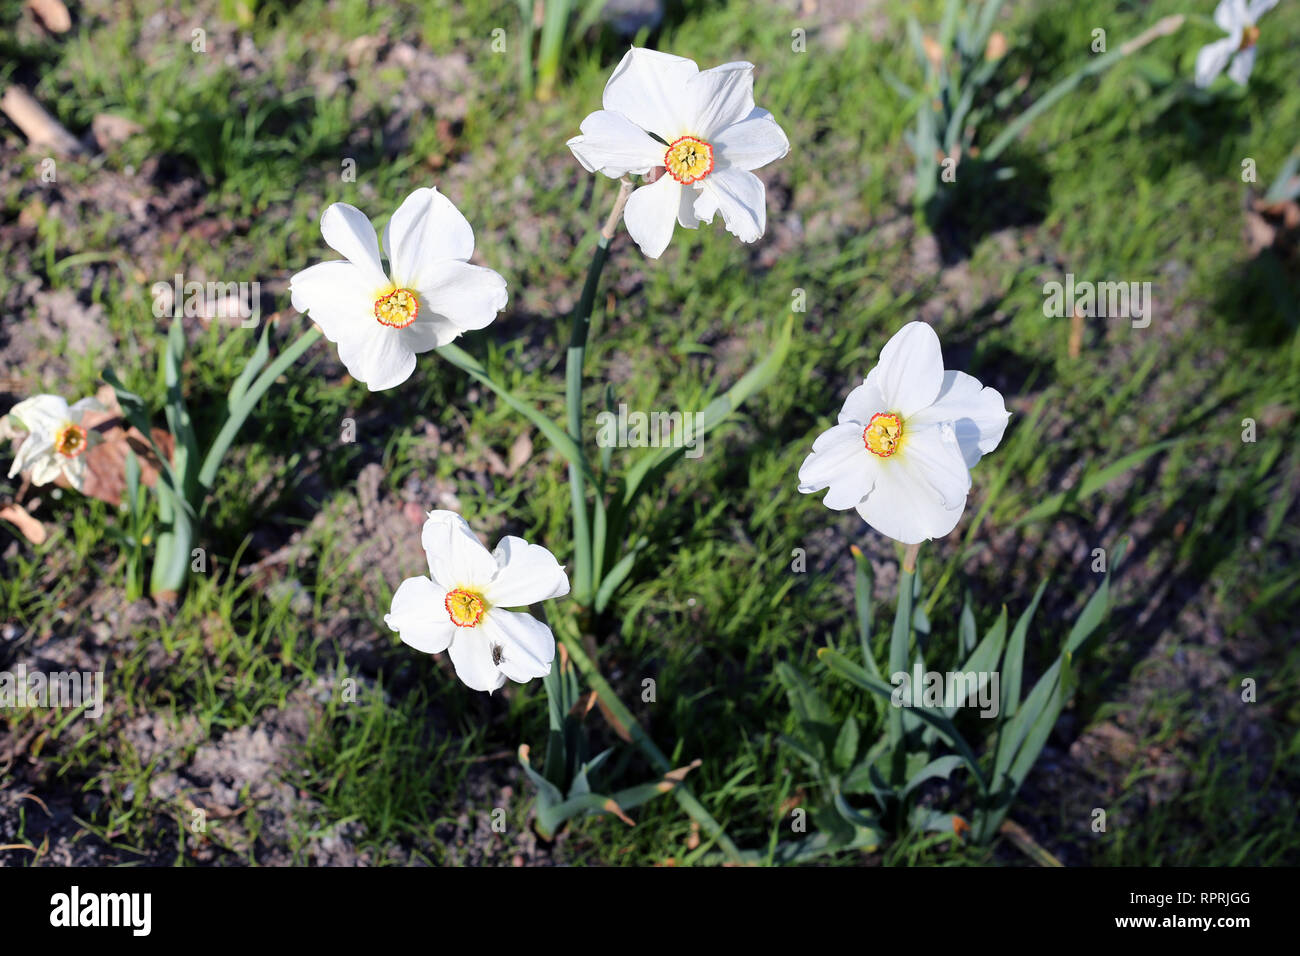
<box><xmin>601</xmin><ymin>178</ymin><xmax>635</xmax><ymax>240</ymax></box>
<box><xmin>1000</xmin><ymin>818</ymin><xmax>1065</xmax><ymax>867</ymax></box>
<box><xmin>1119</xmin><ymin>14</ymin><xmax>1186</xmax><ymax>55</ymax></box>
<box><xmin>1068</xmin><ymin>306</ymin><xmax>1085</xmax><ymax>360</ymax></box>
<box><xmin>982</xmin><ymin>15</ymin><xmax>1185</xmax><ymax>162</ymax></box>
<box><xmin>902</xmin><ymin>542</ymin><xmax>922</xmax><ymax>574</ymax></box>
<box><xmin>1</xmin><ymin>86</ymin><xmax>82</xmax><ymax>154</ymax></box>
<box><xmin>27</xmin><ymin>0</ymin><xmax>72</xmax><ymax>33</ymax></box>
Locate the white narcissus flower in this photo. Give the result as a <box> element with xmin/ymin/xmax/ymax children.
<box><xmin>5</xmin><ymin>394</ymin><xmax>104</xmax><ymax>491</ymax></box>
<box><xmin>567</xmin><ymin>47</ymin><xmax>790</xmax><ymax>259</ymax></box>
<box><xmin>289</xmin><ymin>187</ymin><xmax>508</xmax><ymax>391</ymax></box>
<box><xmin>1195</xmin><ymin>0</ymin><xmax>1276</xmax><ymax>88</ymax></box>
<box><xmin>798</xmin><ymin>322</ymin><xmax>1010</xmax><ymax>544</ymax></box>
<box><xmin>385</xmin><ymin>510</ymin><xmax>570</xmax><ymax>694</ymax></box>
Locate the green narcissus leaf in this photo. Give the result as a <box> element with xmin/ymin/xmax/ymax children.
<box><xmin>1002</xmin><ymin>579</ymin><xmax>1048</xmax><ymax>721</ymax></box>
<box><xmin>779</xmin><ymin>733</ymin><xmax>823</xmax><ymax>776</ymax></box>
<box><xmin>902</xmin><ymin>754</ymin><xmax>966</xmax><ymax>801</ymax></box>
<box><xmin>820</xmin><ymin>648</ymin><xmax>987</xmax><ymax>794</ymax></box>
<box><xmin>851</xmin><ymin>546</ymin><xmax>878</xmax><ymax>674</ymax></box>
<box><xmin>833</xmin><ymin>716</ymin><xmax>860</xmax><ymax>771</ymax></box>
<box><xmin>959</xmin><ymin>590</ymin><xmax>977</xmax><ymax>654</ymax></box>
<box><xmin>834</xmin><ymin>791</ymin><xmax>883</xmax><ymax>833</ymax></box>
<box><xmin>518</xmin><ymin>745</ymin><xmax>564</xmax><ymax>807</ymax></box>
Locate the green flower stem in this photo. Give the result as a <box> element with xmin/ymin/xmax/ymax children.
<box><xmin>565</xmin><ymin>177</ymin><xmax>635</xmax><ymax>609</ymax></box>
<box><xmin>545</xmin><ymin>179</ymin><xmax>745</xmax><ymax>861</ymax></box>
<box><xmin>887</xmin><ymin>543</ymin><xmax>920</xmax><ymax>785</ymax></box>
<box><xmin>555</xmin><ymin>620</ymin><xmax>744</xmax><ymax>863</ymax></box>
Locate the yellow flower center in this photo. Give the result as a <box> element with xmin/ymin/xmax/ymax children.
<box><xmin>374</xmin><ymin>288</ymin><xmax>419</xmax><ymax>329</ymax></box>
<box><xmin>445</xmin><ymin>588</ymin><xmax>487</xmax><ymax>628</ymax></box>
<box><xmin>1240</xmin><ymin>24</ymin><xmax>1260</xmax><ymax>50</ymax></box>
<box><xmin>54</xmin><ymin>422</ymin><xmax>88</xmax><ymax>459</ymax></box>
<box><xmin>664</xmin><ymin>135</ymin><xmax>714</xmax><ymax>185</ymax></box>
<box><xmin>863</xmin><ymin>412</ymin><xmax>903</xmax><ymax>458</ymax></box>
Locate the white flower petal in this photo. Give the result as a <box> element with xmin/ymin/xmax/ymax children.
<box><xmin>567</xmin><ymin>109</ymin><xmax>664</xmax><ymax>177</ymax></box>
<box><xmin>481</xmin><ymin>610</ymin><xmax>555</xmax><ymax>684</ymax></box>
<box><xmin>899</xmin><ymin>423</ymin><xmax>972</xmax><ymax>511</ymax></box>
<box><xmin>1227</xmin><ymin>46</ymin><xmax>1256</xmax><ymax>86</ymax></box>
<box><xmin>837</xmin><ymin>379</ymin><xmax>888</xmax><ymax>426</ymax></box>
<box><xmin>854</xmin><ymin>436</ymin><xmax>968</xmax><ymax>545</ymax></box>
<box><xmin>396</xmin><ymin>317</ymin><xmax>463</xmax><ymax>353</ymax></box>
<box><xmin>677</xmin><ymin>183</ymin><xmax>703</xmax><ymax>228</ymax></box>
<box><xmin>319</xmin><ymin>202</ymin><xmax>387</xmax><ymax>287</ymax></box>
<box><xmin>9</xmin><ymin>395</ymin><xmax>70</xmax><ymax>435</ymax></box>
<box><xmin>602</xmin><ymin>47</ymin><xmax>698</xmax><ymax>141</ymax></box>
<box><xmin>694</xmin><ymin>166</ymin><xmax>766</xmax><ymax>243</ymax></box>
<box><xmin>907</xmin><ymin>370</ymin><xmax>1010</xmax><ymax>469</ymax></box>
<box><xmin>28</xmin><ymin>452</ymin><xmax>65</xmax><ymax>487</ymax></box>
<box><xmin>289</xmin><ymin>260</ymin><xmax>380</xmax><ymax>345</ymax></box>
<box><xmin>62</xmin><ymin>455</ymin><xmax>86</xmax><ymax>491</ymax></box>
<box><xmin>874</xmin><ymin>322</ymin><xmax>944</xmax><ymax>417</ymax></box>
<box><xmin>447</xmin><ymin>631</ymin><xmax>506</xmax><ymax>693</ymax></box>
<box><xmin>1195</xmin><ymin>36</ymin><xmax>1239</xmax><ymax>88</ymax></box>
<box><xmin>385</xmin><ymin>576</ymin><xmax>456</xmax><ymax>654</ymax></box>
<box><xmin>484</xmin><ymin>536</ymin><xmax>570</xmax><ymax>607</ymax></box>
<box><xmin>808</xmin><ymin>324</ymin><xmax>1005</xmax><ymax>542</ymax></box>
<box><xmin>335</xmin><ymin>327</ymin><xmax>417</xmax><ymax>391</ymax></box>
<box><xmin>383</xmin><ymin>187</ymin><xmax>476</xmax><ymax>285</ymax></box>
<box><xmin>623</xmin><ymin>175</ymin><xmax>682</xmax><ymax>258</ymax></box>
<box><xmin>855</xmin><ymin>474</ymin><xmax>965</xmax><ymax>543</ymax></box>
<box><xmin>411</xmin><ymin>259</ymin><xmax>508</xmax><ymax>335</ymax></box>
<box><xmin>9</xmin><ymin>433</ymin><xmax>54</xmax><ymax>478</ymax></box>
<box><xmin>68</xmin><ymin>396</ymin><xmax>107</xmax><ymax>418</ymax></box>
<box><xmin>712</xmin><ymin>109</ymin><xmax>790</xmax><ymax>172</ymax></box>
<box><xmin>421</xmin><ymin>510</ymin><xmax>498</xmax><ymax>590</ymax></box>
<box><xmin>1246</xmin><ymin>0</ymin><xmax>1277</xmax><ymax>20</ymax></box>
<box><xmin>1215</xmin><ymin>0</ymin><xmax>1250</xmax><ymax>31</ymax></box>
<box><xmin>687</xmin><ymin>61</ymin><xmax>755</xmax><ymax>139</ymax></box>
<box><xmin>797</xmin><ymin>422</ymin><xmax>877</xmax><ymax>510</ymax></box>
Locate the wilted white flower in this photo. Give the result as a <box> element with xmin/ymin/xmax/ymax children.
<box><xmin>798</xmin><ymin>322</ymin><xmax>1010</xmax><ymax>544</ymax></box>
<box><xmin>568</xmin><ymin>47</ymin><xmax>790</xmax><ymax>259</ymax></box>
<box><xmin>5</xmin><ymin>394</ymin><xmax>104</xmax><ymax>491</ymax></box>
<box><xmin>289</xmin><ymin>187</ymin><xmax>508</xmax><ymax>391</ymax></box>
<box><xmin>385</xmin><ymin>510</ymin><xmax>570</xmax><ymax>694</ymax></box>
<box><xmin>1195</xmin><ymin>0</ymin><xmax>1276</xmax><ymax>88</ymax></box>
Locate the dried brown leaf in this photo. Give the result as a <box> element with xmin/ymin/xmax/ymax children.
<box><xmin>0</xmin><ymin>503</ymin><xmax>46</xmax><ymax>544</ymax></box>
<box><xmin>26</xmin><ymin>0</ymin><xmax>71</xmax><ymax>33</ymax></box>
<box><xmin>68</xmin><ymin>384</ymin><xmax>173</xmax><ymax>506</ymax></box>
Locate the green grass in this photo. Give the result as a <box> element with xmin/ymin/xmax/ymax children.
<box><xmin>1</xmin><ymin>0</ymin><xmax>1297</xmax><ymax>865</ymax></box>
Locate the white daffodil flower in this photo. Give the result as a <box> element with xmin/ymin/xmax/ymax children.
<box><xmin>798</xmin><ymin>322</ymin><xmax>1010</xmax><ymax>544</ymax></box>
<box><xmin>1195</xmin><ymin>0</ymin><xmax>1276</xmax><ymax>88</ymax></box>
<box><xmin>289</xmin><ymin>187</ymin><xmax>508</xmax><ymax>391</ymax></box>
<box><xmin>5</xmin><ymin>394</ymin><xmax>104</xmax><ymax>491</ymax></box>
<box><xmin>567</xmin><ymin>46</ymin><xmax>790</xmax><ymax>259</ymax></box>
<box><xmin>385</xmin><ymin>510</ymin><xmax>570</xmax><ymax>694</ymax></box>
